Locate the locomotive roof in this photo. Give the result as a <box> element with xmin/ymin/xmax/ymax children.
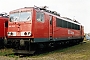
<box><xmin>9</xmin><ymin>7</ymin><xmax>33</xmax><ymax>14</ymax></box>
<box><xmin>45</xmin><ymin>12</ymin><xmax>81</xmax><ymax>25</ymax></box>
<box><xmin>33</xmin><ymin>6</ymin><xmax>81</xmax><ymax>25</ymax></box>
<box><xmin>39</xmin><ymin>9</ymin><xmax>81</xmax><ymax>25</ymax></box>
<box><xmin>9</xmin><ymin>6</ymin><xmax>81</xmax><ymax>25</ymax></box>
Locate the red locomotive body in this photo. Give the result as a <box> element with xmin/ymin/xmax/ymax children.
<box><xmin>7</xmin><ymin>6</ymin><xmax>84</xmax><ymax>54</ymax></box>
<box><xmin>0</xmin><ymin>13</ymin><xmax>8</xmax><ymax>46</ymax></box>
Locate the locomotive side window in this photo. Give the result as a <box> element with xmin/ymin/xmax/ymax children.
<box><xmin>36</xmin><ymin>12</ymin><xmax>44</xmax><ymax>22</ymax></box>
<box><xmin>72</xmin><ymin>23</ymin><xmax>80</xmax><ymax>30</ymax></box>
<box><xmin>77</xmin><ymin>25</ymin><xmax>80</xmax><ymax>30</ymax></box>
<box><xmin>67</xmin><ymin>22</ymin><xmax>71</xmax><ymax>29</ymax></box>
<box><xmin>74</xmin><ymin>24</ymin><xmax>77</xmax><ymax>29</ymax></box>
<box><xmin>72</xmin><ymin>23</ymin><xmax>74</xmax><ymax>29</ymax></box>
<box><xmin>62</xmin><ymin>20</ymin><xmax>67</xmax><ymax>28</ymax></box>
<box><xmin>56</xmin><ymin>18</ymin><xmax>62</xmax><ymax>27</ymax></box>
<box><xmin>56</xmin><ymin>18</ymin><xmax>80</xmax><ymax>30</ymax></box>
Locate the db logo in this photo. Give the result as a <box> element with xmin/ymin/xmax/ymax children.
<box><xmin>68</xmin><ymin>30</ymin><xmax>74</xmax><ymax>35</ymax></box>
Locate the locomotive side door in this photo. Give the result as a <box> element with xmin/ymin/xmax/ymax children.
<box><xmin>49</xmin><ymin>15</ymin><xmax>54</xmax><ymax>40</ymax></box>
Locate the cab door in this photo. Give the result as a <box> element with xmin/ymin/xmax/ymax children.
<box><xmin>49</xmin><ymin>15</ymin><xmax>54</xmax><ymax>41</ymax></box>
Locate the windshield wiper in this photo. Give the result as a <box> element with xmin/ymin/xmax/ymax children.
<box><xmin>14</xmin><ymin>17</ymin><xmax>19</xmax><ymax>21</ymax></box>
<box><xmin>27</xmin><ymin>16</ymin><xmax>30</xmax><ymax>20</ymax></box>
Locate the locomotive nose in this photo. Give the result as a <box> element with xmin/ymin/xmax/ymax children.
<box><xmin>8</xmin><ymin>22</ymin><xmax>32</xmax><ymax>36</ymax></box>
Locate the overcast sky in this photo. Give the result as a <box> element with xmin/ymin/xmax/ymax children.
<box><xmin>0</xmin><ymin>0</ymin><xmax>90</xmax><ymax>33</ymax></box>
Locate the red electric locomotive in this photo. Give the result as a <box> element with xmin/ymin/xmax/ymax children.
<box><xmin>0</xmin><ymin>13</ymin><xmax>8</xmax><ymax>47</ymax></box>
<box><xmin>7</xmin><ymin>6</ymin><xmax>84</xmax><ymax>54</ymax></box>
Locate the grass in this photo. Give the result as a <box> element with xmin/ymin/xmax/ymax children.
<box><xmin>0</xmin><ymin>48</ymin><xmax>13</xmax><ymax>56</ymax></box>
<box><xmin>27</xmin><ymin>40</ymin><xmax>90</xmax><ymax>60</ymax></box>
<box><xmin>0</xmin><ymin>40</ymin><xmax>90</xmax><ymax>60</ymax></box>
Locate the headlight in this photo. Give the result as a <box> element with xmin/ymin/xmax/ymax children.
<box><xmin>21</xmin><ymin>32</ymin><xmax>25</xmax><ymax>36</ymax></box>
<box><xmin>7</xmin><ymin>32</ymin><xmax>11</xmax><ymax>36</ymax></box>
<box><xmin>24</xmin><ymin>32</ymin><xmax>27</xmax><ymax>35</ymax></box>
<box><xmin>12</xmin><ymin>32</ymin><xmax>16</xmax><ymax>36</ymax></box>
<box><xmin>7</xmin><ymin>32</ymin><xmax>16</xmax><ymax>36</ymax></box>
<box><xmin>28</xmin><ymin>32</ymin><xmax>31</xmax><ymax>36</ymax></box>
<box><xmin>21</xmin><ymin>32</ymin><xmax>31</xmax><ymax>36</ymax></box>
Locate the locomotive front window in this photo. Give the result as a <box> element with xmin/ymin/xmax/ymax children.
<box><xmin>10</xmin><ymin>13</ymin><xmax>19</xmax><ymax>22</ymax></box>
<box><xmin>10</xmin><ymin>12</ymin><xmax>32</xmax><ymax>22</ymax></box>
<box><xmin>20</xmin><ymin>12</ymin><xmax>31</xmax><ymax>21</ymax></box>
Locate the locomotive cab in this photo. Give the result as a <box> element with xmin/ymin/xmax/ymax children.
<box><xmin>7</xmin><ymin>8</ymin><xmax>35</xmax><ymax>54</ymax></box>
<box><xmin>8</xmin><ymin>9</ymin><xmax>32</xmax><ymax>37</ymax></box>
